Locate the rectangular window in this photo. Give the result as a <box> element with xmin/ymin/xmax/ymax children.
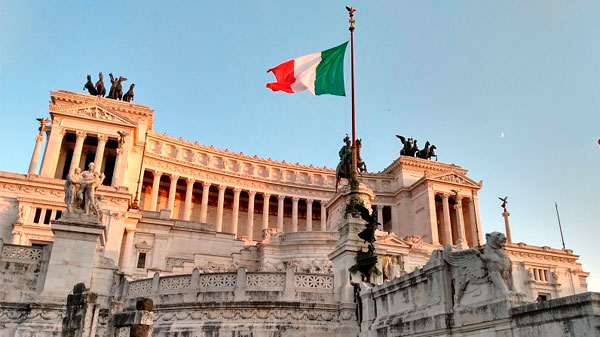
<box><xmin>43</xmin><ymin>209</ymin><xmax>52</xmax><ymax>224</ymax></box>
<box><xmin>33</xmin><ymin>208</ymin><xmax>42</xmax><ymax>223</ymax></box>
<box><xmin>136</xmin><ymin>252</ymin><xmax>147</xmax><ymax>269</ymax></box>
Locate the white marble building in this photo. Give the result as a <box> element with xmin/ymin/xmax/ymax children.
<box><xmin>0</xmin><ymin>90</ymin><xmax>593</xmax><ymax>336</ymax></box>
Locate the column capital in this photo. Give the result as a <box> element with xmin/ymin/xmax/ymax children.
<box><xmin>263</xmin><ymin>192</ymin><xmax>271</xmax><ymax>199</ymax></box>
<box><xmin>218</xmin><ymin>184</ymin><xmax>227</xmax><ymax>191</ymax></box>
<box><xmin>202</xmin><ymin>181</ymin><xmax>211</xmax><ymax>188</ymax></box>
<box><xmin>185</xmin><ymin>177</ymin><xmax>195</xmax><ymax>186</ymax></box>
<box><xmin>248</xmin><ymin>190</ymin><xmax>257</xmax><ymax>197</ymax></box>
<box><xmin>233</xmin><ymin>187</ymin><xmax>242</xmax><ymax>194</ymax></box>
<box><xmin>170</xmin><ymin>174</ymin><xmax>179</xmax><ymax>182</ymax></box>
<box><xmin>441</xmin><ymin>192</ymin><xmax>450</xmax><ymax>199</ymax></box>
<box><xmin>75</xmin><ymin>130</ymin><xmax>86</xmax><ymax>139</ymax></box>
<box><xmin>306</xmin><ymin>198</ymin><xmax>313</xmax><ymax>204</ymax></box>
<box><xmin>58</xmin><ymin>128</ymin><xmax>68</xmax><ymax>137</ymax></box>
<box><xmin>97</xmin><ymin>134</ymin><xmax>109</xmax><ymax>143</ymax></box>
<box><xmin>277</xmin><ymin>194</ymin><xmax>286</xmax><ymax>201</ymax></box>
<box><xmin>125</xmin><ymin>228</ymin><xmax>137</xmax><ymax>235</ymax></box>
<box><xmin>35</xmin><ymin>134</ymin><xmax>44</xmax><ymax>142</ymax></box>
<box><xmin>153</xmin><ymin>170</ymin><xmax>163</xmax><ymax>177</ymax></box>
<box><xmin>292</xmin><ymin>197</ymin><xmax>300</xmax><ymax>202</ymax></box>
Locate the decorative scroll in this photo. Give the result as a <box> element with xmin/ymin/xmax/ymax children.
<box><xmin>246</xmin><ymin>273</ymin><xmax>285</xmax><ymax>288</ymax></box>
<box><xmin>199</xmin><ymin>273</ymin><xmax>236</xmax><ymax>288</ymax></box>
<box><xmin>1</xmin><ymin>245</ymin><xmax>42</xmax><ymax>261</ymax></box>
<box><xmin>159</xmin><ymin>275</ymin><xmax>191</xmax><ymax>291</ymax></box>
<box><xmin>128</xmin><ymin>279</ymin><xmax>152</xmax><ymax>295</ymax></box>
<box><xmin>294</xmin><ymin>274</ymin><xmax>333</xmax><ymax>289</ymax></box>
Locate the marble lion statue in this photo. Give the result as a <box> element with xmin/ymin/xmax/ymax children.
<box><xmin>443</xmin><ymin>231</ymin><xmax>519</xmax><ymax>304</ymax></box>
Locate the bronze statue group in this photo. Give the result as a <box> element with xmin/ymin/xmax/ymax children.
<box><xmin>83</xmin><ymin>72</ymin><xmax>135</xmax><ymax>102</ymax></box>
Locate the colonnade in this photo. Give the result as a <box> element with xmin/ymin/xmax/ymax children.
<box><xmin>33</xmin><ymin>122</ymin><xmax>127</xmax><ymax>186</ymax></box>
<box><xmin>433</xmin><ymin>192</ymin><xmax>478</xmax><ymax>248</ymax></box>
<box><xmin>146</xmin><ymin>170</ymin><xmax>328</xmax><ymax>240</ymax></box>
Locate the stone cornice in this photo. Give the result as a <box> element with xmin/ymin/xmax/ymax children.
<box><xmin>382</xmin><ymin>155</ymin><xmax>468</xmax><ymax>176</ymax></box>
<box><xmin>49</xmin><ymin>90</ymin><xmax>154</xmax><ymax>130</ymax></box>
<box><xmin>506</xmin><ymin>243</ymin><xmax>581</xmax><ymax>264</ymax></box>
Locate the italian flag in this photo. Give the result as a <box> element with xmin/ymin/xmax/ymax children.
<box><xmin>266</xmin><ymin>42</ymin><xmax>348</xmax><ymax>96</ymax></box>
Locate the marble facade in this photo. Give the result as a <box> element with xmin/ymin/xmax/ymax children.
<box><xmin>0</xmin><ymin>90</ymin><xmax>595</xmax><ymax>336</ymax></box>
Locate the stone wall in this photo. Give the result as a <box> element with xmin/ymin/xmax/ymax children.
<box><xmin>0</xmin><ymin>239</ymin><xmax>49</xmax><ymax>303</ymax></box>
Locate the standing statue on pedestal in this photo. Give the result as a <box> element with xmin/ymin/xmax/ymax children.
<box><xmin>499</xmin><ymin>196</ymin><xmax>508</xmax><ymax>213</ymax></box>
<box><xmin>63</xmin><ymin>163</ymin><xmax>105</xmax><ymax>221</ymax></box>
<box><xmin>336</xmin><ymin>135</ymin><xmax>368</xmax><ymax>190</ymax></box>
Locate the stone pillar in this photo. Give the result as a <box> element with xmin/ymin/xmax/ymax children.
<box><xmin>94</xmin><ymin>134</ymin><xmax>108</xmax><ymax>169</ymax></box>
<box><xmin>121</xmin><ymin>229</ymin><xmax>136</xmax><ymax>273</ymax></box>
<box><xmin>305</xmin><ymin>199</ymin><xmax>313</xmax><ymax>231</ymax></box>
<box><xmin>262</xmin><ymin>193</ymin><xmax>271</xmax><ymax>230</ymax></box>
<box><xmin>247</xmin><ymin>191</ymin><xmax>256</xmax><ymax>240</ymax></box>
<box><xmin>441</xmin><ymin>193</ymin><xmax>453</xmax><ymax>245</ymax></box>
<box><xmin>167</xmin><ymin>175</ymin><xmax>179</xmax><ymax>218</ymax></box>
<box><xmin>150</xmin><ymin>171</ymin><xmax>162</xmax><ymax>211</ymax></box>
<box><xmin>216</xmin><ymin>185</ymin><xmax>226</xmax><ymax>232</ymax></box>
<box><xmin>454</xmin><ymin>197</ymin><xmax>468</xmax><ymax>249</ymax></box>
<box><xmin>200</xmin><ymin>182</ymin><xmax>211</xmax><ymax>223</ymax></box>
<box><xmin>28</xmin><ymin>134</ymin><xmax>45</xmax><ymax>174</ymax></box>
<box><xmin>320</xmin><ymin>201</ymin><xmax>327</xmax><ymax>231</ymax></box>
<box><xmin>183</xmin><ymin>178</ymin><xmax>195</xmax><ymax>221</ymax></box>
<box><xmin>390</xmin><ymin>205</ymin><xmax>399</xmax><ymax>234</ymax></box>
<box><xmin>40</xmin><ymin>125</ymin><xmax>66</xmax><ymax>177</ymax></box>
<box><xmin>291</xmin><ymin>197</ymin><xmax>299</xmax><ymax>232</ymax></box>
<box><xmin>503</xmin><ymin>210</ymin><xmax>512</xmax><ymax>243</ymax></box>
<box><xmin>69</xmin><ymin>131</ymin><xmax>87</xmax><ymax>173</ymax></box>
<box><xmin>277</xmin><ymin>195</ymin><xmax>285</xmax><ymax>231</ymax></box>
<box><xmin>112</xmin><ymin>136</ymin><xmax>129</xmax><ymax>187</ymax></box>
<box><xmin>231</xmin><ymin>188</ymin><xmax>241</xmax><ymax>236</ymax></box>
<box><xmin>377</xmin><ymin>205</ymin><xmax>384</xmax><ymax>231</ymax></box>
<box><xmin>470</xmin><ymin>192</ymin><xmax>483</xmax><ymax>246</ymax></box>
<box><xmin>428</xmin><ymin>189</ymin><xmax>440</xmax><ymax>244</ymax></box>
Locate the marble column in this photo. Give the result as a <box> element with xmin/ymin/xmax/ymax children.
<box><xmin>262</xmin><ymin>193</ymin><xmax>271</xmax><ymax>230</ymax></box>
<box><xmin>320</xmin><ymin>201</ymin><xmax>327</xmax><ymax>231</ymax></box>
<box><xmin>150</xmin><ymin>171</ymin><xmax>162</xmax><ymax>211</ymax></box>
<box><xmin>428</xmin><ymin>189</ymin><xmax>440</xmax><ymax>244</ymax></box>
<box><xmin>39</xmin><ymin>125</ymin><xmax>66</xmax><ymax>178</ymax></box>
<box><xmin>183</xmin><ymin>178</ymin><xmax>195</xmax><ymax>221</ymax></box>
<box><xmin>503</xmin><ymin>210</ymin><xmax>512</xmax><ymax>243</ymax></box>
<box><xmin>231</xmin><ymin>188</ymin><xmax>241</xmax><ymax>236</ymax></box>
<box><xmin>390</xmin><ymin>205</ymin><xmax>399</xmax><ymax>234</ymax></box>
<box><xmin>291</xmin><ymin>197</ymin><xmax>299</xmax><ymax>232</ymax></box>
<box><xmin>470</xmin><ymin>193</ymin><xmax>483</xmax><ymax>246</ymax></box>
<box><xmin>377</xmin><ymin>205</ymin><xmax>384</xmax><ymax>231</ymax></box>
<box><xmin>112</xmin><ymin>136</ymin><xmax>129</xmax><ymax>187</ymax></box>
<box><xmin>216</xmin><ymin>185</ymin><xmax>226</xmax><ymax>232</ymax></box>
<box><xmin>441</xmin><ymin>193</ymin><xmax>453</xmax><ymax>246</ymax></box>
<box><xmin>277</xmin><ymin>195</ymin><xmax>285</xmax><ymax>231</ymax></box>
<box><xmin>454</xmin><ymin>197</ymin><xmax>468</xmax><ymax>249</ymax></box>
<box><xmin>28</xmin><ymin>134</ymin><xmax>45</xmax><ymax>174</ymax></box>
<box><xmin>69</xmin><ymin>131</ymin><xmax>86</xmax><ymax>173</ymax></box>
<box><xmin>121</xmin><ymin>229</ymin><xmax>136</xmax><ymax>273</ymax></box>
<box><xmin>200</xmin><ymin>182</ymin><xmax>211</xmax><ymax>223</ymax></box>
<box><xmin>305</xmin><ymin>199</ymin><xmax>313</xmax><ymax>231</ymax></box>
<box><xmin>247</xmin><ymin>191</ymin><xmax>256</xmax><ymax>240</ymax></box>
<box><xmin>94</xmin><ymin>134</ymin><xmax>108</xmax><ymax>169</ymax></box>
<box><xmin>167</xmin><ymin>175</ymin><xmax>179</xmax><ymax>218</ymax></box>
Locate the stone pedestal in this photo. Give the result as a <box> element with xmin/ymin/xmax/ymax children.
<box><xmin>39</xmin><ymin>217</ymin><xmax>105</xmax><ymax>302</ymax></box>
<box><xmin>327</xmin><ymin>182</ymin><xmax>374</xmax><ymax>336</ymax></box>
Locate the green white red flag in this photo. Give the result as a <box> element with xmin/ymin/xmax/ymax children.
<box><xmin>266</xmin><ymin>42</ymin><xmax>348</xmax><ymax>96</ymax></box>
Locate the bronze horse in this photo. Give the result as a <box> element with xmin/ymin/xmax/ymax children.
<box><xmin>335</xmin><ymin>137</ymin><xmax>367</xmax><ymax>191</ymax></box>
<box><xmin>416</xmin><ymin>141</ymin><xmax>438</xmax><ymax>161</ymax></box>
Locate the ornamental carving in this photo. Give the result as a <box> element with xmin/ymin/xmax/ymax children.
<box><xmin>294</xmin><ymin>274</ymin><xmax>333</xmax><ymax>289</ymax></box>
<box><xmin>199</xmin><ymin>273</ymin><xmax>236</xmax><ymax>288</ymax></box>
<box><xmin>159</xmin><ymin>275</ymin><xmax>191</xmax><ymax>291</ymax></box>
<box><xmin>128</xmin><ymin>279</ymin><xmax>152</xmax><ymax>294</ymax></box>
<box><xmin>246</xmin><ymin>273</ymin><xmax>285</xmax><ymax>288</ymax></box>
<box><xmin>1</xmin><ymin>245</ymin><xmax>43</xmax><ymax>261</ymax></box>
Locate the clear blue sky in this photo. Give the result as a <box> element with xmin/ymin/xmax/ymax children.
<box><xmin>1</xmin><ymin>1</ymin><xmax>599</xmax><ymax>290</ymax></box>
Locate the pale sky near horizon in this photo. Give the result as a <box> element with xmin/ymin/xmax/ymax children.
<box><xmin>1</xmin><ymin>1</ymin><xmax>599</xmax><ymax>291</ymax></box>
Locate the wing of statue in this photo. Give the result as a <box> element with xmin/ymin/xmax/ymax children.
<box><xmin>395</xmin><ymin>135</ymin><xmax>406</xmax><ymax>144</ymax></box>
<box><xmin>443</xmin><ymin>246</ymin><xmax>486</xmax><ymax>279</ymax></box>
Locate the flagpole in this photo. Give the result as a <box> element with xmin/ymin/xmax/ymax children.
<box><xmin>347</xmin><ymin>6</ymin><xmax>358</xmax><ymax>180</ymax></box>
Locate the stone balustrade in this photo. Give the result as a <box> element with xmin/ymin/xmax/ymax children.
<box><xmin>1</xmin><ymin>243</ymin><xmax>43</xmax><ymax>261</ymax></box>
<box><xmin>126</xmin><ymin>268</ymin><xmax>334</xmax><ymax>305</ymax></box>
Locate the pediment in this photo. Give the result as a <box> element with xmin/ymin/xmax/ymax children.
<box><xmin>50</xmin><ymin>104</ymin><xmax>135</xmax><ymax>127</ymax></box>
<box><xmin>376</xmin><ymin>232</ymin><xmax>412</xmax><ymax>248</ymax></box>
<box><xmin>429</xmin><ymin>171</ymin><xmax>481</xmax><ymax>188</ymax></box>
